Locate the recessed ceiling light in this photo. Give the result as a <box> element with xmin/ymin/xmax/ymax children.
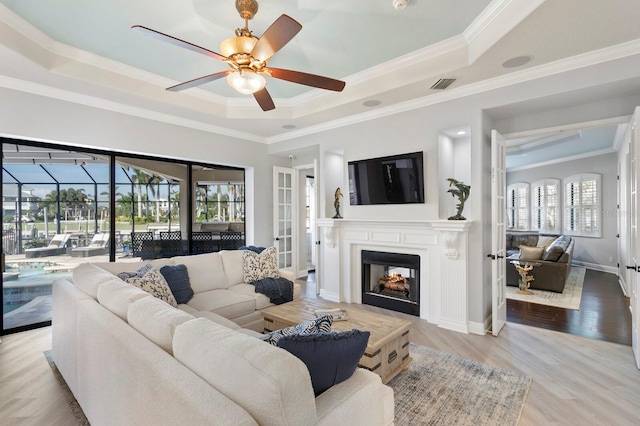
<box><xmin>457</xmin><ymin>131</ymin><xmax>467</xmax><ymax>136</ymax></box>
<box><xmin>363</xmin><ymin>100</ymin><xmax>381</xmax><ymax>107</ymax></box>
<box><xmin>502</xmin><ymin>55</ymin><xmax>533</xmax><ymax>68</ymax></box>
<box><xmin>282</xmin><ymin>124</ymin><xmax>296</xmax><ymax>129</ymax></box>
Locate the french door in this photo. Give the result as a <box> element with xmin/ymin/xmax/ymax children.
<box><xmin>629</xmin><ymin>108</ymin><xmax>640</xmax><ymax>369</ymax></box>
<box><xmin>273</xmin><ymin>167</ymin><xmax>296</xmax><ymax>275</ymax></box>
<box><xmin>491</xmin><ymin>130</ymin><xmax>508</xmax><ymax>336</ymax></box>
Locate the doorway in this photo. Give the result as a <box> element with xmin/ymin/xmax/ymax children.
<box><xmin>492</xmin><ymin>118</ymin><xmax>633</xmax><ymax>346</ymax></box>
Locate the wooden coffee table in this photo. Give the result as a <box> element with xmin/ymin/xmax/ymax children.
<box><xmin>261</xmin><ymin>298</ymin><xmax>412</xmax><ymax>384</ymax></box>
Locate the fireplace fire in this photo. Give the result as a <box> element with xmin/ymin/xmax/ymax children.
<box><xmin>361</xmin><ymin>250</ymin><xmax>420</xmax><ymax>316</ymax></box>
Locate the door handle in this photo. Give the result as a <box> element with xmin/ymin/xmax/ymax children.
<box><xmin>274</xmin><ymin>237</ymin><xmax>280</xmax><ymax>241</ymax></box>
<box><xmin>626</xmin><ymin>265</ymin><xmax>637</xmax><ymax>271</ymax></box>
<box><xmin>497</xmin><ymin>255</ymin><xmax>505</xmax><ymax>259</ymax></box>
<box><xmin>487</xmin><ymin>254</ymin><xmax>496</xmax><ymax>260</ymax></box>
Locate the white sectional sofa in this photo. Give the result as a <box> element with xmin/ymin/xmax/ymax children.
<box><xmin>91</xmin><ymin>249</ymin><xmax>300</xmax><ymax>332</ymax></box>
<box><xmin>52</xmin><ymin>250</ymin><xmax>395</xmax><ymax>425</ymax></box>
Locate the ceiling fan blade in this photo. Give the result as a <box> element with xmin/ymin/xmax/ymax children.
<box><xmin>253</xmin><ymin>88</ymin><xmax>275</xmax><ymax>111</ymax></box>
<box><xmin>251</xmin><ymin>15</ymin><xmax>302</xmax><ymax>62</ymax></box>
<box><xmin>269</xmin><ymin>68</ymin><xmax>345</xmax><ymax>92</ymax></box>
<box><xmin>166</xmin><ymin>71</ymin><xmax>228</xmax><ymax>92</ymax></box>
<box><xmin>131</xmin><ymin>25</ymin><xmax>226</xmax><ymax>61</ymax></box>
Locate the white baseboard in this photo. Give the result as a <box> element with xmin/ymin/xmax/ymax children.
<box><xmin>571</xmin><ymin>260</ymin><xmax>618</xmax><ymax>275</ymax></box>
<box><xmin>468</xmin><ymin>320</ymin><xmax>488</xmax><ymax>336</ymax></box>
<box><xmin>438</xmin><ymin>320</ymin><xmax>469</xmax><ymax>334</ymax></box>
<box><xmin>318</xmin><ymin>289</ymin><xmax>340</xmax><ymax>302</ymax></box>
<box><xmin>618</xmin><ymin>275</ymin><xmax>629</xmax><ymax>297</ymax></box>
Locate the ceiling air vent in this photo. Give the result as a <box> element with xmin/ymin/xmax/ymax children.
<box><xmin>430</xmin><ymin>78</ymin><xmax>456</xmax><ymax>90</ymax></box>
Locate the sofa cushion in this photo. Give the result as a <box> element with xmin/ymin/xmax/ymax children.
<box><xmin>187</xmin><ymin>289</ymin><xmax>256</xmax><ymax>319</ymax></box>
<box><xmin>73</xmin><ymin>262</ymin><xmax>119</xmax><ymax>299</ymax></box>
<box><xmin>262</xmin><ymin>315</ymin><xmax>333</xmax><ymax>346</ymax></box>
<box><xmin>171</xmin><ymin>252</ymin><xmax>228</xmax><ymax>292</ymax></box>
<box><xmin>242</xmin><ymin>246</ymin><xmax>279</xmax><ymax>283</ymax></box>
<box><xmin>173</xmin><ymin>318</ymin><xmax>317</xmax><ymax>426</ymax></box>
<box><xmin>124</xmin><ymin>269</ymin><xmax>178</xmax><ymax>307</ymax></box>
<box><xmin>511</xmin><ymin>234</ymin><xmax>539</xmax><ymax>248</ymax></box>
<box><xmin>220</xmin><ymin>250</ymin><xmax>246</xmax><ymax>286</ymax></box>
<box><xmin>178</xmin><ymin>304</ymin><xmax>241</xmax><ymax>330</ymax></box>
<box><xmin>542</xmin><ymin>236</ymin><xmax>571</xmax><ymax>261</ymax></box>
<box><xmin>536</xmin><ymin>236</ymin><xmax>556</xmax><ymax>248</ymax></box>
<box><xmin>519</xmin><ymin>245</ymin><xmax>544</xmax><ymax>261</ymax></box>
<box><xmin>95</xmin><ymin>259</ymin><xmax>174</xmax><ymax>276</ymax></box>
<box><xmin>159</xmin><ymin>264</ymin><xmax>194</xmax><ymax>304</ymax></box>
<box><xmin>228</xmin><ymin>283</ymin><xmax>272</xmax><ymax>310</ymax></box>
<box><xmin>277</xmin><ymin>330</ymin><xmax>370</xmax><ymax>396</ymax></box>
<box><xmin>127</xmin><ymin>296</ymin><xmax>194</xmax><ymax>354</ymax></box>
<box><xmin>97</xmin><ymin>278</ymin><xmax>151</xmax><ymax>321</ymax></box>
<box><xmin>505</xmin><ymin>233</ymin><xmax>513</xmax><ymax>250</ymax></box>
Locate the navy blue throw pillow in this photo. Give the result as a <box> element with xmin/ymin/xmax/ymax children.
<box><xmin>276</xmin><ymin>329</ymin><xmax>370</xmax><ymax>396</ymax></box>
<box><xmin>159</xmin><ymin>264</ymin><xmax>194</xmax><ymax>304</ymax></box>
<box><xmin>239</xmin><ymin>245</ymin><xmax>266</xmax><ymax>254</ymax></box>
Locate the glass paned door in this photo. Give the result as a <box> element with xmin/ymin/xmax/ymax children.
<box><xmin>273</xmin><ymin>167</ymin><xmax>296</xmax><ymax>271</ymax></box>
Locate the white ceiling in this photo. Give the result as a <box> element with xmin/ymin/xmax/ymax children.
<box><xmin>1</xmin><ymin>0</ymin><xmax>640</xmax><ymax>159</ymax></box>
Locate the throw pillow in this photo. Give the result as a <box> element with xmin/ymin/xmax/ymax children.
<box><xmin>242</xmin><ymin>246</ymin><xmax>279</xmax><ymax>283</ymax></box>
<box><xmin>261</xmin><ymin>315</ymin><xmax>333</xmax><ymax>346</ymax></box>
<box><xmin>519</xmin><ymin>245</ymin><xmax>544</xmax><ymax>261</ymax></box>
<box><xmin>238</xmin><ymin>245</ymin><xmax>266</xmax><ymax>254</ymax></box>
<box><xmin>117</xmin><ymin>263</ymin><xmax>153</xmax><ymax>280</ymax></box>
<box><xmin>277</xmin><ymin>329</ymin><xmax>370</xmax><ymax>396</ymax></box>
<box><xmin>159</xmin><ymin>264</ymin><xmax>194</xmax><ymax>304</ymax></box>
<box><xmin>536</xmin><ymin>236</ymin><xmax>556</xmax><ymax>248</ymax></box>
<box><xmin>124</xmin><ymin>269</ymin><xmax>178</xmax><ymax>307</ymax></box>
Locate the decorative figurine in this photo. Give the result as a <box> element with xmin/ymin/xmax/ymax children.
<box><xmin>447</xmin><ymin>178</ymin><xmax>470</xmax><ymax>220</ymax></box>
<box><xmin>333</xmin><ymin>187</ymin><xmax>343</xmax><ymax>219</ymax></box>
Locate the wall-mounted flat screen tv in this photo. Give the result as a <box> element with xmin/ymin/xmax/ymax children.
<box><xmin>348</xmin><ymin>151</ymin><xmax>424</xmax><ymax>205</ymax></box>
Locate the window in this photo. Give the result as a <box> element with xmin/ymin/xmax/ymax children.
<box><xmin>531</xmin><ymin>179</ymin><xmax>560</xmax><ymax>233</ymax></box>
<box><xmin>563</xmin><ymin>173</ymin><xmax>601</xmax><ymax>237</ymax></box>
<box><xmin>507</xmin><ymin>183</ymin><xmax>529</xmax><ymax>230</ymax></box>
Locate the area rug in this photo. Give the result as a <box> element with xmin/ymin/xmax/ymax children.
<box><xmin>506</xmin><ymin>267</ymin><xmax>585</xmax><ymax>310</ymax></box>
<box><xmin>387</xmin><ymin>343</ymin><xmax>531</xmax><ymax>426</ymax></box>
<box><xmin>44</xmin><ymin>350</ymin><xmax>90</xmax><ymax>426</ymax></box>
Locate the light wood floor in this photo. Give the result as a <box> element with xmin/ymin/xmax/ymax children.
<box><xmin>1</xmin><ymin>278</ymin><xmax>639</xmax><ymax>425</ymax></box>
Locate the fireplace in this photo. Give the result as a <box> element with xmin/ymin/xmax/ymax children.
<box><xmin>361</xmin><ymin>250</ymin><xmax>420</xmax><ymax>316</ymax></box>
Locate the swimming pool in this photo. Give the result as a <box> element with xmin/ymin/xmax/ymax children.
<box><xmin>3</xmin><ymin>260</ymin><xmax>73</xmax><ymax>315</ymax></box>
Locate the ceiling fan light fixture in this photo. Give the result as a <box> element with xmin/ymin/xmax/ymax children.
<box><xmin>227</xmin><ymin>70</ymin><xmax>266</xmax><ymax>94</ymax></box>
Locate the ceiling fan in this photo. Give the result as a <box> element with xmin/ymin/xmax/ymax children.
<box><xmin>132</xmin><ymin>0</ymin><xmax>346</xmax><ymax>111</ymax></box>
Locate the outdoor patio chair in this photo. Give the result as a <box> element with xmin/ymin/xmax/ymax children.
<box><xmin>131</xmin><ymin>231</ymin><xmax>155</xmax><ymax>259</ymax></box>
<box><xmin>220</xmin><ymin>231</ymin><xmax>244</xmax><ymax>250</ymax></box>
<box><xmin>25</xmin><ymin>233</ymin><xmax>71</xmax><ymax>258</ymax></box>
<box><xmin>160</xmin><ymin>231</ymin><xmax>184</xmax><ymax>257</ymax></box>
<box><xmin>191</xmin><ymin>231</ymin><xmax>216</xmax><ymax>254</ymax></box>
<box><xmin>71</xmin><ymin>233</ymin><xmax>110</xmax><ymax>257</ymax></box>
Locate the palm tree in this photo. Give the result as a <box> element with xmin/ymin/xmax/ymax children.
<box><xmin>130</xmin><ymin>168</ymin><xmax>149</xmax><ymax>219</ymax></box>
<box><xmin>146</xmin><ymin>174</ymin><xmax>163</xmax><ymax>222</ymax></box>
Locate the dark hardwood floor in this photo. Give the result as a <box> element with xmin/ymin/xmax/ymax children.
<box><xmin>507</xmin><ymin>269</ymin><xmax>632</xmax><ymax>345</ymax></box>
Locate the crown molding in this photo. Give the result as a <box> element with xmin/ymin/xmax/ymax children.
<box><xmin>0</xmin><ymin>75</ymin><xmax>266</xmax><ymax>143</ymax></box>
<box><xmin>268</xmin><ymin>39</ymin><xmax>640</xmax><ymax>144</ymax></box>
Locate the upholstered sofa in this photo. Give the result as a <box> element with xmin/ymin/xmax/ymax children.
<box><xmin>505</xmin><ymin>233</ymin><xmax>575</xmax><ymax>293</ymax></box>
<box><xmin>52</xmin><ymin>250</ymin><xmax>395</xmax><ymax>425</ymax></box>
<box><xmin>90</xmin><ymin>249</ymin><xmax>297</xmax><ymax>331</ymax></box>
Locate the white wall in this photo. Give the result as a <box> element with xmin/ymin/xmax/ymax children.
<box><xmin>0</xmin><ymin>87</ymin><xmax>290</xmax><ymax>245</ymax></box>
<box><xmin>506</xmin><ymin>152</ymin><xmax>619</xmax><ymax>270</ymax></box>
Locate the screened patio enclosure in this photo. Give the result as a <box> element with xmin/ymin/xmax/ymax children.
<box><xmin>2</xmin><ymin>139</ymin><xmax>245</xmax><ymax>334</ymax></box>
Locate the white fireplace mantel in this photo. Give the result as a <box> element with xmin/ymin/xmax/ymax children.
<box><xmin>316</xmin><ymin>218</ymin><xmax>473</xmax><ymax>334</ymax></box>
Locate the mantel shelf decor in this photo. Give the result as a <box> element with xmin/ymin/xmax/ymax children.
<box><xmin>447</xmin><ymin>178</ymin><xmax>470</xmax><ymax>220</ymax></box>
<box><xmin>333</xmin><ymin>187</ymin><xmax>343</xmax><ymax>219</ymax></box>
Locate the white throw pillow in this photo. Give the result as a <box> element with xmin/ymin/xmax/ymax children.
<box><xmin>124</xmin><ymin>269</ymin><xmax>178</xmax><ymax>308</ymax></box>
<box><xmin>242</xmin><ymin>246</ymin><xmax>279</xmax><ymax>283</ymax></box>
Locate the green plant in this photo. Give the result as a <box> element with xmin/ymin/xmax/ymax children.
<box><xmin>24</xmin><ymin>238</ymin><xmax>47</xmax><ymax>249</ymax></box>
